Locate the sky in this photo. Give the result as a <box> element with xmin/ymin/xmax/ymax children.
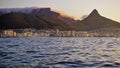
<box><xmin>0</xmin><ymin>0</ymin><xmax>120</xmax><ymax>22</ymax></box>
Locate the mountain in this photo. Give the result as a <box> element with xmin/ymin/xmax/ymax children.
<box><xmin>0</xmin><ymin>8</ymin><xmax>120</xmax><ymax>31</ymax></box>
<box><xmin>76</xmin><ymin>9</ymin><xmax>120</xmax><ymax>31</ymax></box>
<box><xmin>0</xmin><ymin>12</ymin><xmax>75</xmax><ymax>30</ymax></box>
<box><xmin>0</xmin><ymin>7</ymin><xmax>76</xmax><ymax>23</ymax></box>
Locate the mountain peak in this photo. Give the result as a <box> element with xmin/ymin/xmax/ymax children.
<box><xmin>89</xmin><ymin>9</ymin><xmax>100</xmax><ymax>17</ymax></box>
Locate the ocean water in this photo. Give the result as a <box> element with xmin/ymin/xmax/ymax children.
<box><xmin>0</xmin><ymin>37</ymin><xmax>120</xmax><ymax>68</ymax></box>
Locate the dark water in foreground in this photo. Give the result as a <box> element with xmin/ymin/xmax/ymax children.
<box><xmin>0</xmin><ymin>37</ymin><xmax>120</xmax><ymax>68</ymax></box>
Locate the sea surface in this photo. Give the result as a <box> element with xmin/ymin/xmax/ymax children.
<box><xmin>0</xmin><ymin>37</ymin><xmax>120</xmax><ymax>68</ymax></box>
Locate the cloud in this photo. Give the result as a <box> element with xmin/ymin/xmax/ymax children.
<box><xmin>81</xmin><ymin>15</ymin><xmax>88</xmax><ymax>20</ymax></box>
<box><xmin>52</xmin><ymin>9</ymin><xmax>76</xmax><ymax>19</ymax></box>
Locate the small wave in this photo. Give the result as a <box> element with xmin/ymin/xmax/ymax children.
<box><xmin>0</xmin><ymin>51</ymin><xmax>16</xmax><ymax>57</ymax></box>
<box><xmin>40</xmin><ymin>52</ymin><xmax>71</xmax><ymax>56</ymax></box>
<box><xmin>25</xmin><ymin>51</ymin><xmax>38</xmax><ymax>54</ymax></box>
<box><xmin>98</xmin><ymin>62</ymin><xmax>120</xmax><ymax>68</ymax></box>
<box><xmin>0</xmin><ymin>51</ymin><xmax>8</xmax><ymax>57</ymax></box>
<box><xmin>3</xmin><ymin>56</ymin><xmax>13</xmax><ymax>59</ymax></box>
<box><xmin>32</xmin><ymin>55</ymin><xmax>46</xmax><ymax>58</ymax></box>
<box><xmin>48</xmin><ymin>60</ymin><xmax>84</xmax><ymax>66</ymax></box>
<box><xmin>7</xmin><ymin>45</ymin><xmax>19</xmax><ymax>48</ymax></box>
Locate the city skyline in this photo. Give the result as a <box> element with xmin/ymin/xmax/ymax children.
<box><xmin>0</xmin><ymin>0</ymin><xmax>120</xmax><ymax>22</ymax></box>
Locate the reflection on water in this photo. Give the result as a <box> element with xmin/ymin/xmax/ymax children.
<box><xmin>0</xmin><ymin>37</ymin><xmax>120</xmax><ymax>68</ymax></box>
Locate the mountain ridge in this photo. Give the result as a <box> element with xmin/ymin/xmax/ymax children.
<box><xmin>0</xmin><ymin>7</ymin><xmax>120</xmax><ymax>31</ymax></box>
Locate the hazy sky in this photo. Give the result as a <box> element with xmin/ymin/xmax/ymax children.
<box><xmin>0</xmin><ymin>0</ymin><xmax>120</xmax><ymax>22</ymax></box>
